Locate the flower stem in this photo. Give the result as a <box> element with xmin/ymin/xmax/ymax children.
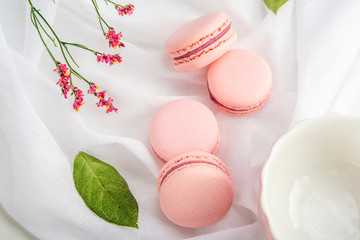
<box><xmin>35</xmin><ymin>15</ymin><xmax>56</xmax><ymax>47</ymax></box>
<box><xmin>27</xmin><ymin>0</ymin><xmax>121</xmax><ymax>113</ymax></box>
<box><xmin>63</xmin><ymin>44</ymin><xmax>79</xmax><ymax>68</ymax></box>
<box><xmin>30</xmin><ymin>10</ymin><xmax>57</xmax><ymax>63</ymax></box>
<box><xmin>29</xmin><ymin>0</ymin><xmax>91</xmax><ymax>86</ymax></box>
<box><xmin>104</xmin><ymin>0</ymin><xmax>117</xmax><ymax>5</ymax></box>
<box><xmin>30</xmin><ymin>7</ymin><xmax>72</xmax><ymax>66</ymax></box>
<box><xmin>62</xmin><ymin>42</ymin><xmax>102</xmax><ymax>55</ymax></box>
<box><xmin>91</xmin><ymin>0</ymin><xmax>112</xmax><ymax>33</ymax></box>
<box><xmin>71</xmin><ymin>69</ymin><xmax>90</xmax><ymax>84</ymax></box>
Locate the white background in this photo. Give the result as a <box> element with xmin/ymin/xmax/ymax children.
<box><xmin>1</xmin><ymin>0</ymin><xmax>360</xmax><ymax>239</ymax></box>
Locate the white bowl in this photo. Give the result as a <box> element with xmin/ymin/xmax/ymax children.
<box><xmin>260</xmin><ymin>113</ymin><xmax>360</xmax><ymax>240</ymax></box>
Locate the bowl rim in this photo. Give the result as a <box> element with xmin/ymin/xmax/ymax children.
<box><xmin>259</xmin><ymin>112</ymin><xmax>360</xmax><ymax>239</ymax></box>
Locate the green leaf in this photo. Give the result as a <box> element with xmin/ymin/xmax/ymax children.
<box><xmin>73</xmin><ymin>151</ymin><xmax>139</xmax><ymax>228</ymax></box>
<box><xmin>264</xmin><ymin>0</ymin><xmax>288</xmax><ymax>14</ymax></box>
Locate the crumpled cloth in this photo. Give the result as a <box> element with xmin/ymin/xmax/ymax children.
<box><xmin>1</xmin><ymin>0</ymin><xmax>360</xmax><ymax>239</ymax></box>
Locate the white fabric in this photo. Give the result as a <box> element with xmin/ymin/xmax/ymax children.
<box><xmin>1</xmin><ymin>0</ymin><xmax>360</xmax><ymax>239</ymax></box>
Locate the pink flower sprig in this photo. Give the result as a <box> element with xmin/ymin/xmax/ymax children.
<box><xmin>96</xmin><ymin>91</ymin><xmax>118</xmax><ymax>113</ymax></box>
<box><xmin>91</xmin><ymin>0</ymin><xmax>134</xmax><ymax>49</ymax></box>
<box><xmin>115</xmin><ymin>4</ymin><xmax>135</xmax><ymax>16</ymax></box>
<box><xmin>88</xmin><ymin>82</ymin><xmax>99</xmax><ymax>95</ymax></box>
<box><xmin>87</xmin><ymin>83</ymin><xmax>118</xmax><ymax>113</ymax></box>
<box><xmin>96</xmin><ymin>53</ymin><xmax>123</xmax><ymax>66</ymax></box>
<box><xmin>91</xmin><ymin>0</ymin><xmax>134</xmax><ymax>36</ymax></box>
<box><xmin>54</xmin><ymin>62</ymin><xmax>72</xmax><ymax>99</ymax></box>
<box><xmin>71</xmin><ymin>87</ymin><xmax>84</xmax><ymax>112</ymax></box>
<box><xmin>105</xmin><ymin>28</ymin><xmax>125</xmax><ymax>49</ymax></box>
<box><xmin>29</xmin><ymin>0</ymin><xmax>132</xmax><ymax>113</ymax></box>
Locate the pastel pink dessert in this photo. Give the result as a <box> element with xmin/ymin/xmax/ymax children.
<box><xmin>207</xmin><ymin>49</ymin><xmax>272</xmax><ymax>115</ymax></box>
<box><xmin>158</xmin><ymin>151</ymin><xmax>233</xmax><ymax>228</ymax></box>
<box><xmin>165</xmin><ymin>11</ymin><xmax>237</xmax><ymax>72</ymax></box>
<box><xmin>149</xmin><ymin>99</ymin><xmax>220</xmax><ymax>163</ymax></box>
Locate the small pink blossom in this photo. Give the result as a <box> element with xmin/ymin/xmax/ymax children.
<box><xmin>116</xmin><ymin>4</ymin><xmax>134</xmax><ymax>16</ymax></box>
<box><xmin>105</xmin><ymin>28</ymin><xmax>125</xmax><ymax>49</ymax></box>
<box><xmin>88</xmin><ymin>82</ymin><xmax>99</xmax><ymax>95</ymax></box>
<box><xmin>57</xmin><ymin>80</ymin><xmax>72</xmax><ymax>99</ymax></box>
<box><xmin>54</xmin><ymin>63</ymin><xmax>69</xmax><ymax>76</ymax></box>
<box><xmin>96</xmin><ymin>53</ymin><xmax>122</xmax><ymax>66</ymax></box>
<box><xmin>106</xmin><ymin>104</ymin><xmax>118</xmax><ymax>113</ymax></box>
<box><xmin>96</xmin><ymin>96</ymin><xmax>106</xmax><ymax>107</ymax></box>
<box><xmin>71</xmin><ymin>87</ymin><xmax>84</xmax><ymax>112</ymax></box>
<box><xmin>54</xmin><ymin>62</ymin><xmax>72</xmax><ymax>99</ymax></box>
<box><xmin>104</xmin><ymin>97</ymin><xmax>113</xmax><ymax>106</ymax></box>
<box><xmin>94</xmin><ymin>91</ymin><xmax>118</xmax><ymax>113</ymax></box>
<box><xmin>97</xmin><ymin>91</ymin><xmax>106</xmax><ymax>100</ymax></box>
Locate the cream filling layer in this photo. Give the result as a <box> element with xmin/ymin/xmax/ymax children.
<box><xmin>170</xmin><ymin>19</ymin><xmax>231</xmax><ymax>57</ymax></box>
<box><xmin>158</xmin><ymin>153</ymin><xmax>229</xmax><ymax>191</ymax></box>
<box><xmin>174</xmin><ymin>28</ymin><xmax>236</xmax><ymax>66</ymax></box>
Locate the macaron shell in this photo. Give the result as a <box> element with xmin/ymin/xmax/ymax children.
<box><xmin>208</xmin><ymin>49</ymin><xmax>272</xmax><ymax>113</ymax></box>
<box><xmin>157</xmin><ymin>151</ymin><xmax>229</xmax><ymax>190</ymax></box>
<box><xmin>149</xmin><ymin>99</ymin><xmax>220</xmax><ymax>163</ymax></box>
<box><xmin>165</xmin><ymin>11</ymin><xmax>237</xmax><ymax>72</ymax></box>
<box><xmin>165</xmin><ymin>11</ymin><xmax>229</xmax><ymax>55</ymax></box>
<box><xmin>213</xmin><ymin>93</ymin><xmax>270</xmax><ymax>115</ymax></box>
<box><xmin>173</xmin><ymin>29</ymin><xmax>237</xmax><ymax>72</ymax></box>
<box><xmin>158</xmin><ymin>152</ymin><xmax>233</xmax><ymax>228</ymax></box>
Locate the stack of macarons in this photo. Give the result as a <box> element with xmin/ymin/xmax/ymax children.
<box><xmin>165</xmin><ymin>11</ymin><xmax>272</xmax><ymax>115</ymax></box>
<box><xmin>150</xmin><ymin>99</ymin><xmax>233</xmax><ymax>228</ymax></box>
<box><xmin>151</xmin><ymin>10</ymin><xmax>273</xmax><ymax>228</ymax></box>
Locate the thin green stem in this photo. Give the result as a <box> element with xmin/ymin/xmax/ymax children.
<box><xmin>71</xmin><ymin>69</ymin><xmax>90</xmax><ymax>84</ymax></box>
<box><xmin>105</xmin><ymin>0</ymin><xmax>129</xmax><ymax>8</ymax></box>
<box><xmin>102</xmin><ymin>0</ymin><xmax>130</xmax><ymax>8</ymax></box>
<box><xmin>91</xmin><ymin>0</ymin><xmax>105</xmax><ymax>35</ymax></box>
<box><xmin>91</xmin><ymin>0</ymin><xmax>106</xmax><ymax>34</ymax></box>
<box><xmin>31</xmin><ymin>11</ymin><xmax>57</xmax><ymax>63</ymax></box>
<box><xmin>30</xmin><ymin>4</ymin><xmax>92</xmax><ymax>86</ymax></box>
<box><xmin>36</xmin><ymin>16</ymin><xmax>56</xmax><ymax>47</ymax></box>
<box><xmin>59</xmin><ymin>43</ymin><xmax>73</xmax><ymax>69</ymax></box>
<box><xmin>32</xmin><ymin>7</ymin><xmax>76</xmax><ymax>71</ymax></box>
<box><xmin>98</xmin><ymin>17</ymin><xmax>105</xmax><ymax>35</ymax></box>
<box><xmin>28</xmin><ymin>0</ymin><xmax>34</xmax><ymax>8</ymax></box>
<box><xmin>63</xmin><ymin>44</ymin><xmax>79</xmax><ymax>68</ymax></box>
<box><xmin>29</xmin><ymin>0</ymin><xmax>99</xmax><ymax>89</ymax></box>
<box><xmin>69</xmin><ymin>72</ymin><xmax>73</xmax><ymax>85</ymax></box>
<box><xmin>69</xmin><ymin>73</ymin><xmax>76</xmax><ymax>95</ymax></box>
<box><xmin>104</xmin><ymin>0</ymin><xmax>117</xmax><ymax>5</ymax></box>
<box><xmin>62</xmin><ymin>42</ymin><xmax>102</xmax><ymax>55</ymax></box>
<box><xmin>91</xmin><ymin>0</ymin><xmax>111</xmax><ymax>29</ymax></box>
<box><xmin>32</xmin><ymin>8</ymin><xmax>62</xmax><ymax>46</ymax></box>
<box><xmin>93</xmin><ymin>0</ymin><xmax>99</xmax><ymax>9</ymax></box>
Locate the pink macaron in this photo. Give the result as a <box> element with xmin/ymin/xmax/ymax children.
<box><xmin>158</xmin><ymin>151</ymin><xmax>233</xmax><ymax>228</ymax></box>
<box><xmin>149</xmin><ymin>99</ymin><xmax>220</xmax><ymax>163</ymax></box>
<box><xmin>165</xmin><ymin>11</ymin><xmax>237</xmax><ymax>72</ymax></box>
<box><xmin>207</xmin><ymin>49</ymin><xmax>272</xmax><ymax>115</ymax></box>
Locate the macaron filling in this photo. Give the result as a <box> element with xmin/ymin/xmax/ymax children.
<box><xmin>152</xmin><ymin>131</ymin><xmax>221</xmax><ymax>163</ymax></box>
<box><xmin>173</xmin><ymin>23</ymin><xmax>232</xmax><ymax>61</ymax></box>
<box><xmin>207</xmin><ymin>83</ymin><xmax>270</xmax><ymax>113</ymax></box>
<box><xmin>159</xmin><ymin>159</ymin><xmax>229</xmax><ymax>189</ymax></box>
